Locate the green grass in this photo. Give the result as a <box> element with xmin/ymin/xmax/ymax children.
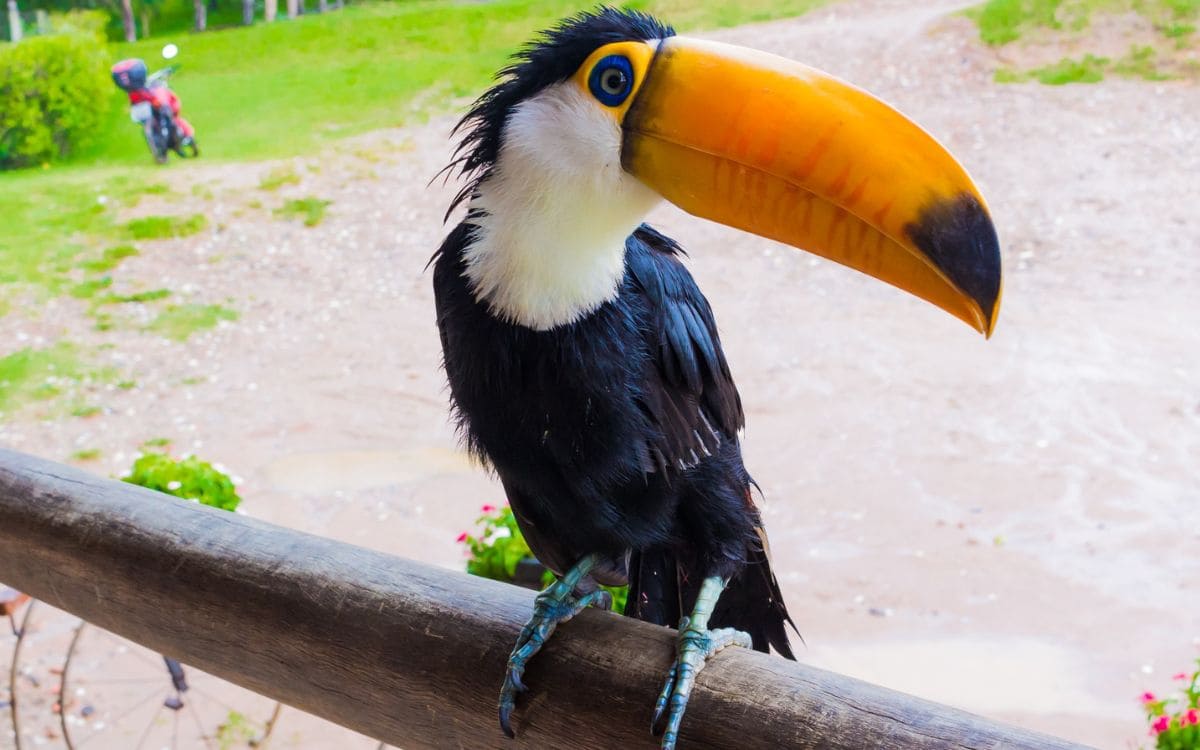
<box><xmin>99</xmin><ymin>288</ymin><xmax>173</xmax><ymax>304</ymax></box>
<box><xmin>258</xmin><ymin>166</ymin><xmax>301</xmax><ymax>191</ymax></box>
<box><xmin>1111</xmin><ymin>43</ymin><xmax>1172</xmax><ymax>78</ymax></box>
<box><xmin>70</xmin><ymin>276</ymin><xmax>114</xmax><ymax>299</ymax></box>
<box><xmin>275</xmin><ymin>197</ymin><xmax>331</xmax><ymax>226</ymax></box>
<box><xmin>972</xmin><ymin>0</ymin><xmax>1067</xmax><ymax>45</ymax></box>
<box><xmin>1001</xmin><ymin>52</ymin><xmax>1111</xmax><ymax>82</ymax></box>
<box><xmin>79</xmin><ymin>244</ymin><xmax>140</xmax><ymax>274</ymax></box>
<box><xmin>976</xmin><ymin>0</ymin><xmax>1197</xmax><ymax>82</ymax></box>
<box><xmin>124</xmin><ymin>214</ymin><xmax>208</xmax><ymax>240</ymax></box>
<box><xmin>997</xmin><ymin>44</ymin><xmax>1176</xmax><ymax>82</ymax></box>
<box><xmin>970</xmin><ymin>0</ymin><xmax>1200</xmax><ymax>44</ymax></box>
<box><xmin>148</xmin><ymin>303</ymin><xmax>238</xmax><ymax>341</ymax></box>
<box><xmin>0</xmin><ymin>342</ymin><xmax>113</xmax><ymax>416</ymax></box>
<box><xmin>70</xmin><ymin>448</ymin><xmax>102</xmax><ymax>461</ymax></box>
<box><xmin>0</xmin><ymin>170</ymin><xmax>173</xmax><ymax>307</ymax></box>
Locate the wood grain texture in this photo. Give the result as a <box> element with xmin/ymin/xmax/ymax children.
<box><xmin>0</xmin><ymin>448</ymin><xmax>1094</xmax><ymax>750</ymax></box>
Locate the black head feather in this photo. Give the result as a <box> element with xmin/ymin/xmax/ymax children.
<box><xmin>440</xmin><ymin>6</ymin><xmax>674</xmax><ymax>220</ymax></box>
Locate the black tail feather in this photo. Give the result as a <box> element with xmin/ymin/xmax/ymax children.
<box><xmin>626</xmin><ymin>547</ymin><xmax>681</xmax><ymax>625</ymax></box>
<box><xmin>626</xmin><ymin>542</ymin><xmax>797</xmax><ymax>659</ymax></box>
<box><xmin>711</xmin><ymin>542</ymin><xmax>797</xmax><ymax>659</ymax></box>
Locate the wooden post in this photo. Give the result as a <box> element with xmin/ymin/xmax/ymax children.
<box><xmin>264</xmin><ymin>0</ymin><xmax>276</xmax><ymax>23</ymax></box>
<box><xmin>0</xmin><ymin>449</ymin><xmax>1095</xmax><ymax>750</ymax></box>
<box><xmin>286</xmin><ymin>0</ymin><xmax>296</xmax><ymax>19</ymax></box>
<box><xmin>241</xmin><ymin>0</ymin><xmax>252</xmax><ymax>25</ymax></box>
<box><xmin>193</xmin><ymin>0</ymin><xmax>206</xmax><ymax>31</ymax></box>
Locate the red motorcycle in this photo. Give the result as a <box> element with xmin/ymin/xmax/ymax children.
<box><xmin>111</xmin><ymin>56</ymin><xmax>199</xmax><ymax>164</ymax></box>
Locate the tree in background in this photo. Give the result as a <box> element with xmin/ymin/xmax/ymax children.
<box><xmin>193</xmin><ymin>0</ymin><xmax>203</xmax><ymax>30</ymax></box>
<box><xmin>133</xmin><ymin>0</ymin><xmax>157</xmax><ymax>37</ymax></box>
<box><xmin>118</xmin><ymin>0</ymin><xmax>133</xmax><ymax>39</ymax></box>
<box><xmin>6</xmin><ymin>0</ymin><xmax>22</xmax><ymax>42</ymax></box>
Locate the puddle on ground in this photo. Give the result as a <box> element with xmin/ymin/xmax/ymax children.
<box><xmin>262</xmin><ymin>447</ymin><xmax>476</xmax><ymax>494</ymax></box>
<box><xmin>804</xmin><ymin>636</ymin><xmax>1123</xmax><ymax>717</ymax></box>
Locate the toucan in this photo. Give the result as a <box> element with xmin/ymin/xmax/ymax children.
<box><xmin>432</xmin><ymin>8</ymin><xmax>1002</xmax><ymax>748</ymax></box>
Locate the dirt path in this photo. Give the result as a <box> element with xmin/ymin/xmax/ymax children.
<box><xmin>3</xmin><ymin>1</ymin><xmax>1199</xmax><ymax>747</ymax></box>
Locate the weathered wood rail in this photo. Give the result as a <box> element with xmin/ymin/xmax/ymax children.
<box><xmin>0</xmin><ymin>448</ymin><xmax>1093</xmax><ymax>749</ymax></box>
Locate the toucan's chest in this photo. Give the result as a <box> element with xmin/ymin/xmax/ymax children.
<box><xmin>432</xmin><ymin>228</ymin><xmax>655</xmax><ymax>488</ymax></box>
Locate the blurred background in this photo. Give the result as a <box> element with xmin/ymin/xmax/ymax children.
<box><xmin>1</xmin><ymin>0</ymin><xmax>1198</xmax><ymax>748</ymax></box>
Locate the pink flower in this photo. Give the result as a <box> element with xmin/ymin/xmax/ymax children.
<box><xmin>1174</xmin><ymin>672</ymin><xmax>1190</xmax><ymax>681</ymax></box>
<box><xmin>1141</xmin><ymin>692</ymin><xmax>1157</xmax><ymax>704</ymax></box>
<box><xmin>455</xmin><ymin>532</ymin><xmax>468</xmax><ymax>543</ymax></box>
<box><xmin>481</xmin><ymin>504</ymin><xmax>497</xmax><ymax>513</ymax></box>
<box><xmin>1151</xmin><ymin>715</ymin><xmax>1171</xmax><ymax>734</ymax></box>
<box><xmin>1183</xmin><ymin>709</ymin><xmax>1200</xmax><ymax>727</ymax></box>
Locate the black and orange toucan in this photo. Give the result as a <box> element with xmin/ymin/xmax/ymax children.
<box><xmin>431</xmin><ymin>8</ymin><xmax>1001</xmax><ymax>748</ymax></box>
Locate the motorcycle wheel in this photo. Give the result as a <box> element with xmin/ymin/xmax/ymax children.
<box><xmin>143</xmin><ymin>120</ymin><xmax>168</xmax><ymax>165</ymax></box>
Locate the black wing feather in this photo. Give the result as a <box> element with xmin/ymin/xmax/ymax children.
<box><xmin>627</xmin><ymin>225</ymin><xmax>744</xmax><ymax>475</ymax></box>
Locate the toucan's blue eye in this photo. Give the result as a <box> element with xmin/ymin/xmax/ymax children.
<box><xmin>588</xmin><ymin>55</ymin><xmax>634</xmax><ymax>107</ymax></box>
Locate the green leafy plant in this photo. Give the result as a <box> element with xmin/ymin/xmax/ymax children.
<box><xmin>215</xmin><ymin>710</ymin><xmax>257</xmax><ymax>750</ymax></box>
<box><xmin>459</xmin><ymin>505</ymin><xmax>536</xmax><ymax>581</ymax></box>
<box><xmin>123</xmin><ymin>452</ymin><xmax>241</xmax><ymax>512</ymax></box>
<box><xmin>458</xmin><ymin>504</ymin><xmax>628</xmax><ymax>614</ymax></box>
<box><xmin>1142</xmin><ymin>657</ymin><xmax>1200</xmax><ymax>748</ymax></box>
<box><xmin>0</xmin><ymin>32</ymin><xmax>110</xmax><ymax>169</ymax></box>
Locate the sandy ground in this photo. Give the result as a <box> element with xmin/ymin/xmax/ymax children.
<box><xmin>3</xmin><ymin>0</ymin><xmax>1199</xmax><ymax>747</ymax></box>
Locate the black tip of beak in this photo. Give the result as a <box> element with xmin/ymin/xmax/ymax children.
<box><xmin>904</xmin><ymin>194</ymin><xmax>1003</xmax><ymax>327</ymax></box>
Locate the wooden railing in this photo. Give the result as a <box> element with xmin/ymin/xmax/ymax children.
<box><xmin>0</xmin><ymin>448</ymin><xmax>1094</xmax><ymax>749</ymax></box>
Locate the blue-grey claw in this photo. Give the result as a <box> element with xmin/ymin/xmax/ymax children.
<box><xmin>654</xmin><ymin>623</ymin><xmax>752</xmax><ymax>750</ymax></box>
<box><xmin>497</xmin><ymin>563</ymin><xmax>609</xmax><ymax>738</ymax></box>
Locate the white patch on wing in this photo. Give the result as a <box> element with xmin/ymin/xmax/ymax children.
<box><xmin>463</xmin><ymin>82</ymin><xmax>661</xmax><ymax>331</ymax></box>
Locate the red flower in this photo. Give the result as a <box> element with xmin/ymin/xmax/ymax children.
<box><xmin>1183</xmin><ymin>709</ymin><xmax>1200</xmax><ymax>727</ymax></box>
<box><xmin>1141</xmin><ymin>692</ymin><xmax>1157</xmax><ymax>704</ymax></box>
<box><xmin>1151</xmin><ymin>715</ymin><xmax>1171</xmax><ymax>734</ymax></box>
<box><xmin>481</xmin><ymin>504</ymin><xmax>497</xmax><ymax>513</ymax></box>
<box><xmin>1174</xmin><ymin>672</ymin><xmax>1190</xmax><ymax>681</ymax></box>
<box><xmin>455</xmin><ymin>532</ymin><xmax>468</xmax><ymax>543</ymax></box>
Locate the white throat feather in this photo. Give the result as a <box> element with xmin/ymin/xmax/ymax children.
<box><xmin>462</xmin><ymin>83</ymin><xmax>661</xmax><ymax>331</ymax></box>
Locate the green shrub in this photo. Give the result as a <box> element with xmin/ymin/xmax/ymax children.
<box><xmin>0</xmin><ymin>33</ymin><xmax>110</xmax><ymax>170</ymax></box>
<box><xmin>123</xmin><ymin>452</ymin><xmax>241</xmax><ymax>512</ymax></box>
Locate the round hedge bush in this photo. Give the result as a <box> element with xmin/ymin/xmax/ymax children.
<box><xmin>0</xmin><ymin>31</ymin><xmax>110</xmax><ymax>170</ymax></box>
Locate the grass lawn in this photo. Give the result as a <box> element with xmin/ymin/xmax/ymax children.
<box><xmin>970</xmin><ymin>0</ymin><xmax>1198</xmax><ymax>46</ymax></box>
<box><xmin>969</xmin><ymin>0</ymin><xmax>1198</xmax><ymax>82</ymax></box>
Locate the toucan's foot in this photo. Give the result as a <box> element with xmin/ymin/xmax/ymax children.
<box><xmin>649</xmin><ymin>573</ymin><xmax>749</xmax><ymax>750</ymax></box>
<box><xmin>651</xmin><ymin>620</ymin><xmax>751</xmax><ymax>749</ymax></box>
<box><xmin>498</xmin><ymin>557</ymin><xmax>610</xmax><ymax>738</ymax></box>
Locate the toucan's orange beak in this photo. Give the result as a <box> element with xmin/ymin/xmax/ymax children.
<box><xmin>620</xmin><ymin>37</ymin><xmax>1002</xmax><ymax>336</ymax></box>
